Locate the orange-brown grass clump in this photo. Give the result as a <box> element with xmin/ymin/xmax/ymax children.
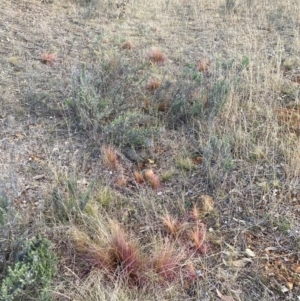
<box><xmin>101</xmin><ymin>144</ymin><xmax>118</xmax><ymax>169</ymax></box>
<box><xmin>146</xmin><ymin>79</ymin><xmax>161</xmax><ymax>91</ymax></box>
<box><xmin>143</xmin><ymin>169</ymin><xmax>160</xmax><ymax>189</ymax></box>
<box><xmin>117</xmin><ymin>176</ymin><xmax>127</xmax><ymax>187</ymax></box>
<box><xmin>184</xmin><ymin>263</ymin><xmax>198</xmax><ymax>281</ymax></box>
<box><xmin>191</xmin><ymin>204</ymin><xmax>200</xmax><ymax>220</ymax></box>
<box><xmin>72</xmin><ymin>217</ymin><xmax>207</xmax><ymax>291</ymax></box>
<box><xmin>161</xmin><ymin>213</ymin><xmax>182</xmax><ymax>236</ymax></box>
<box><xmin>121</xmin><ymin>40</ymin><xmax>134</xmax><ymax>50</ymax></box>
<box><xmin>72</xmin><ymin>229</ymin><xmax>111</xmax><ymax>273</ymax></box>
<box><xmin>148</xmin><ymin>48</ymin><xmax>166</xmax><ymax>64</ymax></box>
<box><xmin>277</xmin><ymin>107</ymin><xmax>300</xmax><ymax>129</ymax></box>
<box><xmin>190</xmin><ymin>223</ymin><xmax>207</xmax><ymax>254</ymax></box>
<box><xmin>197</xmin><ymin>58</ymin><xmax>211</xmax><ymax>72</ymax></box>
<box><xmin>134</xmin><ymin>171</ymin><xmax>144</xmax><ymax>184</ymax></box>
<box><xmin>40</xmin><ymin>53</ymin><xmax>56</xmax><ymax>66</ymax></box>
<box><xmin>73</xmin><ymin>222</ymin><xmax>148</xmax><ymax>287</ymax></box>
<box><xmin>108</xmin><ymin>222</ymin><xmax>146</xmax><ymax>286</ymax></box>
<box><xmin>151</xmin><ymin>246</ymin><xmax>182</xmax><ymax>283</ymax></box>
<box><xmin>144</xmin><ymin>169</ymin><xmax>155</xmax><ymax>181</ymax></box>
<box><xmin>149</xmin><ymin>175</ymin><xmax>160</xmax><ymax>189</ymax></box>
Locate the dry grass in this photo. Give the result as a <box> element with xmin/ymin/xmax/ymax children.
<box><xmin>1</xmin><ymin>0</ymin><xmax>300</xmax><ymax>300</ymax></box>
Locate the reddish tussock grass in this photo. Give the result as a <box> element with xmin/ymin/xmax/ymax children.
<box><xmin>40</xmin><ymin>53</ymin><xmax>56</xmax><ymax>66</ymax></box>
<box><xmin>73</xmin><ymin>216</ymin><xmax>208</xmax><ymax>289</ymax></box>
<box><xmin>108</xmin><ymin>223</ymin><xmax>146</xmax><ymax>286</ymax></box>
<box><xmin>101</xmin><ymin>144</ymin><xmax>118</xmax><ymax>169</ymax></box>
<box><xmin>121</xmin><ymin>40</ymin><xmax>134</xmax><ymax>50</ymax></box>
<box><xmin>134</xmin><ymin>171</ymin><xmax>144</xmax><ymax>184</ymax></box>
<box><xmin>190</xmin><ymin>223</ymin><xmax>207</xmax><ymax>254</ymax></box>
<box><xmin>74</xmin><ymin>222</ymin><xmax>148</xmax><ymax>286</ymax></box>
<box><xmin>191</xmin><ymin>204</ymin><xmax>200</xmax><ymax>220</ymax></box>
<box><xmin>116</xmin><ymin>176</ymin><xmax>127</xmax><ymax>187</ymax></box>
<box><xmin>151</xmin><ymin>247</ymin><xmax>182</xmax><ymax>282</ymax></box>
<box><xmin>144</xmin><ymin>169</ymin><xmax>160</xmax><ymax>189</ymax></box>
<box><xmin>146</xmin><ymin>79</ymin><xmax>161</xmax><ymax>91</ymax></box>
<box><xmin>197</xmin><ymin>58</ymin><xmax>211</xmax><ymax>72</ymax></box>
<box><xmin>149</xmin><ymin>174</ymin><xmax>160</xmax><ymax>189</ymax></box>
<box><xmin>148</xmin><ymin>48</ymin><xmax>166</xmax><ymax>64</ymax></box>
<box><xmin>161</xmin><ymin>213</ymin><xmax>182</xmax><ymax>236</ymax></box>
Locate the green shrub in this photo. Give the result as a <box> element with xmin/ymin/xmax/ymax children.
<box><xmin>65</xmin><ymin>60</ymin><xmax>161</xmax><ymax>148</ymax></box>
<box><xmin>157</xmin><ymin>60</ymin><xmax>235</xmax><ymax>129</ymax></box>
<box><xmin>103</xmin><ymin>111</ymin><xmax>159</xmax><ymax>148</ymax></box>
<box><xmin>66</xmin><ymin>60</ymin><xmax>141</xmax><ymax>133</ymax></box>
<box><xmin>1</xmin><ymin>237</ymin><xmax>56</xmax><ymax>301</ymax></box>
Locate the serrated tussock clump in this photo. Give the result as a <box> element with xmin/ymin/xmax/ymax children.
<box><xmin>148</xmin><ymin>48</ymin><xmax>166</xmax><ymax>64</ymax></box>
<box><xmin>72</xmin><ymin>219</ymin><xmax>204</xmax><ymax>289</ymax></box>
<box><xmin>72</xmin><ymin>222</ymin><xmax>147</xmax><ymax>287</ymax></box>
<box><xmin>101</xmin><ymin>144</ymin><xmax>118</xmax><ymax>169</ymax></box>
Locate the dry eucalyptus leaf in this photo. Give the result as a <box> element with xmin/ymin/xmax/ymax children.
<box><xmin>281</xmin><ymin>286</ymin><xmax>289</xmax><ymax>293</ymax></box>
<box><xmin>216</xmin><ymin>289</ymin><xmax>235</xmax><ymax>301</ymax></box>
<box><xmin>265</xmin><ymin>247</ymin><xmax>278</xmax><ymax>252</ymax></box>
<box><xmin>14</xmin><ymin>132</ymin><xmax>24</xmax><ymax>139</ymax></box>
<box><xmin>33</xmin><ymin>174</ymin><xmax>45</xmax><ymax>181</ymax></box>
<box><xmin>77</xmin><ymin>179</ymin><xmax>89</xmax><ymax>186</ymax></box>
<box><xmin>223</xmin><ymin>243</ymin><xmax>239</xmax><ymax>257</ymax></box>
<box><xmin>231</xmin><ymin>258</ymin><xmax>252</xmax><ymax>268</ymax></box>
<box><xmin>292</xmin><ymin>264</ymin><xmax>300</xmax><ymax>273</ymax></box>
<box><xmin>286</xmin><ymin>282</ymin><xmax>293</xmax><ymax>290</ymax></box>
<box><xmin>245</xmin><ymin>248</ymin><xmax>255</xmax><ymax>257</ymax></box>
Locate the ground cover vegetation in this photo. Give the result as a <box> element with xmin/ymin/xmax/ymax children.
<box><xmin>0</xmin><ymin>0</ymin><xmax>300</xmax><ymax>300</ymax></box>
